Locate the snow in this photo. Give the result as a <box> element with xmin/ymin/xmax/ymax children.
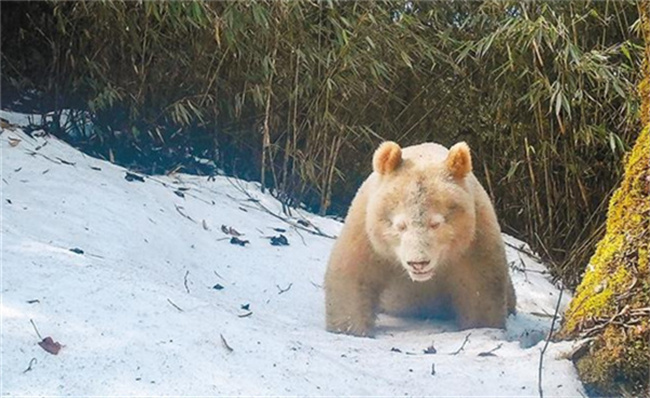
<box><xmin>0</xmin><ymin>110</ymin><xmax>70</xmax><ymax>131</ymax></box>
<box><xmin>1</xmin><ymin>115</ymin><xmax>585</xmax><ymax>396</ymax></box>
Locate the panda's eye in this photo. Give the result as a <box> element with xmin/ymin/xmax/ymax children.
<box><xmin>447</xmin><ymin>203</ymin><xmax>461</xmax><ymax>215</ymax></box>
<box><xmin>395</xmin><ymin>221</ymin><xmax>407</xmax><ymax>231</ymax></box>
<box><xmin>429</xmin><ymin>214</ymin><xmax>445</xmax><ymax>229</ymax></box>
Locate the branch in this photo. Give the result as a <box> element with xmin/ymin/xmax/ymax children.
<box><xmin>450</xmin><ymin>333</ymin><xmax>471</xmax><ymax>355</ymax></box>
<box><xmin>277</xmin><ymin>283</ymin><xmax>293</xmax><ymax>295</ymax></box>
<box><xmin>167</xmin><ymin>298</ymin><xmax>184</xmax><ymax>312</ymax></box>
<box><xmin>225</xmin><ymin>177</ymin><xmax>336</xmax><ymax>239</ymax></box>
<box><xmin>29</xmin><ymin>319</ymin><xmax>43</xmax><ymax>340</ymax></box>
<box><xmin>184</xmin><ymin>270</ymin><xmax>190</xmax><ymax>294</ymax></box>
<box><xmin>538</xmin><ymin>287</ymin><xmax>564</xmax><ymax>398</ymax></box>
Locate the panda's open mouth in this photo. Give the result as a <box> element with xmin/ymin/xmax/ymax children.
<box><xmin>409</xmin><ymin>269</ymin><xmax>434</xmax><ymax>281</ymax></box>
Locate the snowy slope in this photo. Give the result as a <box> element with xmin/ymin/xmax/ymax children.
<box><xmin>1</xmin><ymin>113</ymin><xmax>585</xmax><ymax>396</ymax></box>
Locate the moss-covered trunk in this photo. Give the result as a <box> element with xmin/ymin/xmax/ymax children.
<box><xmin>558</xmin><ymin>1</ymin><xmax>650</xmax><ymax>395</ymax></box>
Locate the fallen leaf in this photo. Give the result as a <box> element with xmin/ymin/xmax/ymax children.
<box><xmin>38</xmin><ymin>337</ymin><xmax>62</xmax><ymax>355</ymax></box>
<box><xmin>424</xmin><ymin>344</ymin><xmax>437</xmax><ymax>354</ymax></box>
<box><xmin>270</xmin><ymin>234</ymin><xmax>289</xmax><ymax>246</ymax></box>
<box><xmin>229</xmin><ymin>237</ymin><xmax>249</xmax><ymax>246</ymax></box>
<box><xmin>173</xmin><ymin>190</ymin><xmax>185</xmax><ymax>198</ymax></box>
<box><xmin>212</xmin><ymin>284</ymin><xmax>224</xmax><ymax>290</ymax></box>
<box><xmin>125</xmin><ymin>172</ymin><xmax>145</xmax><ymax>182</ymax></box>
<box><xmin>296</xmin><ymin>219</ymin><xmax>311</xmax><ymax>227</ymax></box>
<box><xmin>69</xmin><ymin>248</ymin><xmax>84</xmax><ymax>255</ymax></box>
<box><xmin>390</xmin><ymin>347</ymin><xmax>402</xmax><ymax>353</ymax></box>
<box><xmin>202</xmin><ymin>220</ymin><xmax>210</xmax><ymax>231</ymax></box>
<box><xmin>1</xmin><ymin>118</ymin><xmax>17</xmax><ymax>130</ymax></box>
<box><xmin>8</xmin><ymin>136</ymin><xmax>21</xmax><ymax>147</ymax></box>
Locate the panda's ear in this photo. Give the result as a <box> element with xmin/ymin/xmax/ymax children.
<box><xmin>373</xmin><ymin>141</ymin><xmax>402</xmax><ymax>175</ymax></box>
<box><xmin>445</xmin><ymin>142</ymin><xmax>472</xmax><ymax>179</ymax></box>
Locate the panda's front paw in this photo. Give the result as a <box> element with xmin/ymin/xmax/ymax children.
<box><xmin>327</xmin><ymin>318</ymin><xmax>375</xmax><ymax>338</ymax></box>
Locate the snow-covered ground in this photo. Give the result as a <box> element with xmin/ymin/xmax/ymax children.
<box><xmin>1</xmin><ymin>111</ymin><xmax>584</xmax><ymax>396</ymax></box>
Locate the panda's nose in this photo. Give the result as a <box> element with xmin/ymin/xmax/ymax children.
<box><xmin>407</xmin><ymin>260</ymin><xmax>431</xmax><ymax>271</ymax></box>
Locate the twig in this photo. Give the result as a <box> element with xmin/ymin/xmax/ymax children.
<box><xmin>450</xmin><ymin>333</ymin><xmax>471</xmax><ymax>355</ymax></box>
<box><xmin>23</xmin><ymin>358</ymin><xmax>37</xmax><ymax>373</ymax></box>
<box><xmin>238</xmin><ymin>311</ymin><xmax>253</xmax><ymax>318</ymax></box>
<box><xmin>478</xmin><ymin>343</ymin><xmax>503</xmax><ymax>357</ymax></box>
<box><xmin>174</xmin><ymin>204</ymin><xmax>196</xmax><ymax>223</ymax></box>
<box><xmin>579</xmin><ymin>306</ymin><xmax>649</xmax><ymax>338</ymax></box>
<box><xmin>213</xmin><ymin>270</ymin><xmax>224</xmax><ymax>280</ymax></box>
<box><xmin>277</xmin><ymin>283</ymin><xmax>293</xmax><ymax>295</ymax></box>
<box><xmin>55</xmin><ymin>157</ymin><xmax>76</xmax><ymax>166</ymax></box>
<box><xmin>504</xmin><ymin>241</ymin><xmax>542</xmax><ymax>262</ymax></box>
<box><xmin>29</xmin><ymin>319</ymin><xmax>43</xmax><ymax>340</ymax></box>
<box><xmin>184</xmin><ymin>270</ymin><xmax>190</xmax><ymax>294</ymax></box>
<box><xmin>530</xmin><ymin>311</ymin><xmax>555</xmax><ymax>319</ymax></box>
<box><xmin>225</xmin><ymin>177</ymin><xmax>336</xmax><ymax>239</ymax></box>
<box><xmin>220</xmin><ymin>334</ymin><xmax>234</xmax><ymax>353</ymax></box>
<box><xmin>25</xmin><ymin>150</ymin><xmax>62</xmax><ymax>165</ymax></box>
<box><xmin>292</xmin><ymin>226</ymin><xmax>307</xmax><ymax>246</ymax></box>
<box><xmin>167</xmin><ymin>298</ymin><xmax>184</xmax><ymax>312</ymax></box>
<box><xmin>87</xmin><ymin>252</ymin><xmax>105</xmax><ymax>259</ymax></box>
<box><xmin>538</xmin><ymin>286</ymin><xmax>564</xmax><ymax>398</ymax></box>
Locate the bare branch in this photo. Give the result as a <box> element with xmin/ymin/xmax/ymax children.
<box><xmin>277</xmin><ymin>283</ymin><xmax>293</xmax><ymax>295</ymax></box>
<box><xmin>167</xmin><ymin>298</ymin><xmax>184</xmax><ymax>312</ymax></box>
<box><xmin>450</xmin><ymin>333</ymin><xmax>471</xmax><ymax>355</ymax></box>
<box><xmin>538</xmin><ymin>287</ymin><xmax>564</xmax><ymax>398</ymax></box>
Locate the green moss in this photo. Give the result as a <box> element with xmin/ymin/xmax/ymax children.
<box><xmin>560</xmin><ymin>125</ymin><xmax>649</xmax><ymax>395</ymax></box>
<box><xmin>575</xmin><ymin>324</ymin><xmax>650</xmax><ymax>395</ymax></box>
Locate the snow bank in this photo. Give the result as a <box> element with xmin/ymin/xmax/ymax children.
<box><xmin>1</xmin><ymin>117</ymin><xmax>584</xmax><ymax>396</ymax></box>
